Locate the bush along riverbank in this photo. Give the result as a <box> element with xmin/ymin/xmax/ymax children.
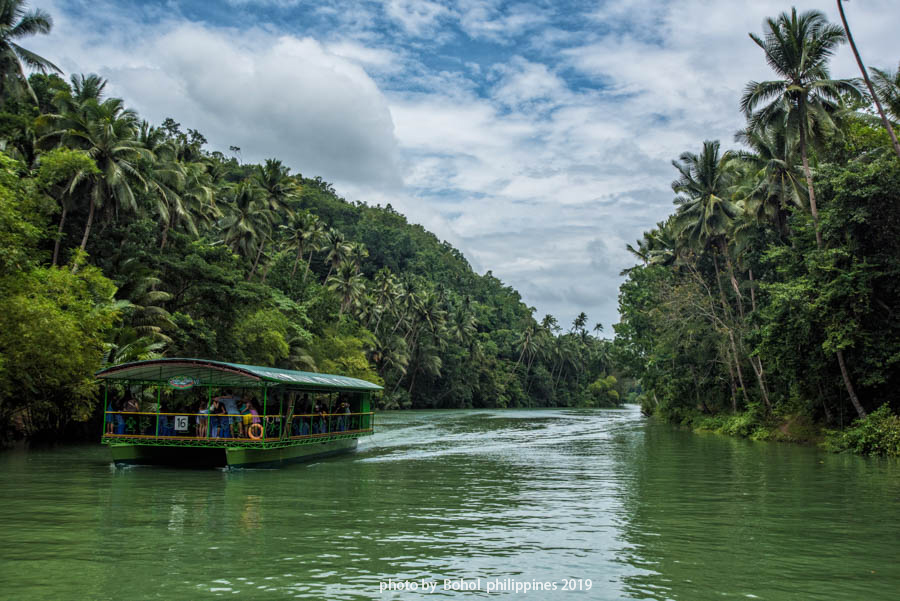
<box><xmin>615</xmin><ymin>9</ymin><xmax>900</xmax><ymax>459</ymax></box>
<box><xmin>650</xmin><ymin>404</ymin><xmax>900</xmax><ymax>457</ymax></box>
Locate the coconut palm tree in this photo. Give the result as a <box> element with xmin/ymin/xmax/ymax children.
<box><xmin>514</xmin><ymin>324</ymin><xmax>535</xmax><ymax>372</ymax></box>
<box><xmin>280</xmin><ymin>210</ymin><xmax>321</xmax><ymax>279</ymax></box>
<box><xmin>671</xmin><ymin>140</ymin><xmax>755</xmax><ymax>410</ymax></box>
<box><xmin>0</xmin><ymin>0</ymin><xmax>60</xmax><ymax>105</ymax></box>
<box><xmin>220</xmin><ymin>181</ymin><xmax>272</xmax><ymax>265</ymax></box>
<box><xmin>672</xmin><ymin>140</ymin><xmax>739</xmax><ymax>252</ymax></box>
<box><xmin>43</xmin><ymin>96</ymin><xmax>148</xmax><ymax>260</ymax></box>
<box><xmin>742</xmin><ymin>8</ymin><xmax>866</xmax><ymax>419</ymax></box>
<box><xmin>348</xmin><ymin>241</ymin><xmax>368</xmax><ymax>274</ymax></box>
<box><xmin>740</xmin><ymin>8</ymin><xmax>862</xmax><ymax>250</ymax></box>
<box><xmin>321</xmin><ymin>228</ymin><xmax>349</xmax><ymax>281</ymax></box>
<box><xmin>732</xmin><ymin>126</ymin><xmax>805</xmax><ymax>238</ymax></box>
<box><xmin>255</xmin><ymin>158</ymin><xmax>295</xmax><ymax>218</ymax></box>
<box><xmin>369</xmin><ymin>267</ymin><xmax>399</xmax><ymax>333</ymax></box>
<box><xmin>327</xmin><ymin>260</ymin><xmax>366</xmax><ymax>317</ymax></box>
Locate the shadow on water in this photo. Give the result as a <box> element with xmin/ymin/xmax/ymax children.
<box><xmin>1</xmin><ymin>407</ymin><xmax>899</xmax><ymax>600</ymax></box>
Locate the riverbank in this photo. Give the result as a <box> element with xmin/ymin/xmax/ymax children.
<box><xmin>651</xmin><ymin>404</ymin><xmax>900</xmax><ymax>457</ymax></box>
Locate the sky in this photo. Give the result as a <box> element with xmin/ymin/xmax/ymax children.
<box><xmin>29</xmin><ymin>0</ymin><xmax>900</xmax><ymax>333</ymax></box>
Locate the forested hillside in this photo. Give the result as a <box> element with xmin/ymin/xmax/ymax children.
<box><xmin>0</xmin><ymin>4</ymin><xmax>621</xmax><ymax>444</ymax></box>
<box><xmin>614</xmin><ymin>8</ymin><xmax>900</xmax><ymax>455</ymax></box>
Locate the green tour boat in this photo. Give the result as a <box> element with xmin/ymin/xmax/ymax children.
<box><xmin>97</xmin><ymin>358</ymin><xmax>380</xmax><ymax>468</ymax></box>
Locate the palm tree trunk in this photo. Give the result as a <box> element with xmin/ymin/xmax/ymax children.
<box><xmin>159</xmin><ymin>215</ymin><xmax>172</xmax><ymax>250</ymax></box>
<box><xmin>303</xmin><ymin>252</ymin><xmax>314</xmax><ymax>282</ymax></box>
<box><xmin>749</xmin><ymin>268</ymin><xmax>757</xmax><ymax>313</ymax></box>
<box><xmin>291</xmin><ymin>245</ymin><xmax>303</xmax><ymax>278</ymax></box>
<box><xmin>712</xmin><ymin>252</ymin><xmax>750</xmax><ymax>408</ymax></box>
<box><xmin>261</xmin><ymin>259</ymin><xmax>273</xmax><ymax>284</ymax></box>
<box><xmin>836</xmin><ymin>349</ymin><xmax>866</xmax><ymax>419</ymax></box>
<box><xmin>727</xmin><ymin>258</ymin><xmax>772</xmax><ymax>409</ymax></box>
<box><xmin>52</xmin><ymin>205</ymin><xmax>68</xmax><ymax>267</ymax></box>
<box><xmin>726</xmin><ymin>351</ymin><xmax>738</xmax><ymax>413</ymax></box>
<box><xmin>74</xmin><ymin>197</ymin><xmax>95</xmax><ymax>273</ymax></box>
<box><xmin>837</xmin><ymin>0</ymin><xmax>900</xmax><ymax>161</ymax></box>
<box><xmin>248</xmin><ymin>237</ymin><xmax>266</xmax><ymax>280</ymax></box>
<box><xmin>798</xmin><ymin>119</ymin><xmax>824</xmax><ymax>250</ymax></box>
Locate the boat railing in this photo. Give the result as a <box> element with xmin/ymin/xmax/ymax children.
<box><xmin>102</xmin><ymin>411</ymin><xmax>375</xmax><ymax>444</ymax></box>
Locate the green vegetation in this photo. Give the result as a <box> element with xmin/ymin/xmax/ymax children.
<box><xmin>0</xmin><ymin>2</ymin><xmax>622</xmax><ymax>445</ymax></box>
<box><xmin>614</xmin><ymin>8</ymin><xmax>900</xmax><ymax>457</ymax></box>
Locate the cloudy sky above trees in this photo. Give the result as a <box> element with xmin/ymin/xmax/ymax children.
<box><xmin>32</xmin><ymin>0</ymin><xmax>899</xmax><ymax>331</ymax></box>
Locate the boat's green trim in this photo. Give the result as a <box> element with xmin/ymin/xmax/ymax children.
<box><xmin>109</xmin><ymin>444</ymin><xmax>226</xmax><ymax>468</ymax></box>
<box><xmin>225</xmin><ymin>438</ymin><xmax>358</xmax><ymax>468</ymax></box>
<box><xmin>94</xmin><ymin>358</ymin><xmax>382</xmax><ymax>391</ymax></box>
<box><xmin>109</xmin><ymin>438</ymin><xmax>359</xmax><ymax>469</ymax></box>
<box><xmin>102</xmin><ymin>428</ymin><xmax>373</xmax><ymax>450</ymax></box>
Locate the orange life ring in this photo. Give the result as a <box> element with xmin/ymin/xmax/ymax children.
<box><xmin>248</xmin><ymin>423</ymin><xmax>264</xmax><ymax>440</ymax></box>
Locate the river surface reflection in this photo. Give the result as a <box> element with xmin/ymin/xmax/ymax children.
<box><xmin>1</xmin><ymin>406</ymin><xmax>898</xmax><ymax>600</ymax></box>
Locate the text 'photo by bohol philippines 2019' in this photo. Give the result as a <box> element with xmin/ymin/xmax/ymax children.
<box><xmin>1</xmin><ymin>0</ymin><xmax>899</xmax><ymax>599</ymax></box>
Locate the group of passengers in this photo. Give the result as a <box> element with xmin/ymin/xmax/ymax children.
<box><xmin>106</xmin><ymin>391</ymin><xmax>356</xmax><ymax>438</ymax></box>
<box><xmin>199</xmin><ymin>394</ymin><xmax>262</xmax><ymax>439</ymax></box>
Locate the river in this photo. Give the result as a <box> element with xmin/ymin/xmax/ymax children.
<box><xmin>1</xmin><ymin>406</ymin><xmax>898</xmax><ymax>600</ymax></box>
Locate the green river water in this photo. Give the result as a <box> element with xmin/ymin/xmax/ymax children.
<box><xmin>1</xmin><ymin>406</ymin><xmax>898</xmax><ymax>600</ymax></box>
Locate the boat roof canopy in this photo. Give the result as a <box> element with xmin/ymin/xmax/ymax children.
<box><xmin>95</xmin><ymin>358</ymin><xmax>382</xmax><ymax>392</ymax></box>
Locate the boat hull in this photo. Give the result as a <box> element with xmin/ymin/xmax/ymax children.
<box><xmin>109</xmin><ymin>438</ymin><xmax>359</xmax><ymax>469</ymax></box>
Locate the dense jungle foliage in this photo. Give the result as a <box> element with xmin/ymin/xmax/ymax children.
<box><xmin>614</xmin><ymin>8</ymin><xmax>900</xmax><ymax>455</ymax></box>
<box><xmin>0</xmin><ymin>2</ymin><xmax>622</xmax><ymax>445</ymax></box>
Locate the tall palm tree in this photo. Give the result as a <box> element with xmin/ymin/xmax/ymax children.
<box><xmin>370</xmin><ymin>334</ymin><xmax>409</xmax><ymax>378</ymax></box>
<box><xmin>732</xmin><ymin>126</ymin><xmax>805</xmax><ymax>238</ymax></box>
<box><xmin>321</xmin><ymin>228</ymin><xmax>349</xmax><ymax>282</ymax></box>
<box><xmin>348</xmin><ymin>241</ymin><xmax>368</xmax><ymax>274</ymax></box>
<box><xmin>220</xmin><ymin>181</ymin><xmax>271</xmax><ymax>265</ymax></box>
<box><xmin>0</xmin><ymin>0</ymin><xmax>60</xmax><ymax>105</ymax></box>
<box><xmin>255</xmin><ymin>158</ymin><xmax>295</xmax><ymax>217</ymax></box>
<box><xmin>280</xmin><ymin>210</ymin><xmax>321</xmax><ymax>279</ymax></box>
<box><xmin>326</xmin><ymin>261</ymin><xmax>365</xmax><ymax>317</ymax></box>
<box><xmin>672</xmin><ymin>140</ymin><xmax>739</xmax><ymax>252</ymax></box>
<box><xmin>742</xmin><ymin>8</ymin><xmax>866</xmax><ymax>419</ymax></box>
<box><xmin>571</xmin><ymin>312</ymin><xmax>588</xmax><ymax>334</ymax></box>
<box><xmin>43</xmin><ymin>96</ymin><xmax>148</xmax><ymax>260</ymax></box>
<box><xmin>836</xmin><ymin>0</ymin><xmax>900</xmax><ymax>160</ymax></box>
<box><xmin>369</xmin><ymin>267</ymin><xmax>398</xmax><ymax>334</ymax></box>
<box><xmin>740</xmin><ymin>8</ymin><xmax>862</xmax><ymax>250</ymax></box>
<box><xmin>672</xmin><ymin>140</ymin><xmax>754</xmax><ymax>410</ymax></box>
<box><xmin>514</xmin><ymin>324</ymin><xmax>535</xmax><ymax>372</ymax></box>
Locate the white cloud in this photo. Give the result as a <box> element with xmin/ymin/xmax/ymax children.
<box><xmin>33</xmin><ymin>5</ymin><xmax>401</xmax><ymax>188</ymax></box>
<box><xmin>385</xmin><ymin>0</ymin><xmax>452</xmax><ymax>36</ymax></box>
